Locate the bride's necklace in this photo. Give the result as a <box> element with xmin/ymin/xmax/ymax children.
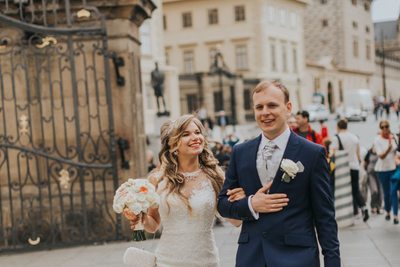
<box><xmin>180</xmin><ymin>168</ymin><xmax>202</xmax><ymax>180</ymax></box>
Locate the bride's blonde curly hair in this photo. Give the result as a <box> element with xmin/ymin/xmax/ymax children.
<box><xmin>159</xmin><ymin>114</ymin><xmax>224</xmax><ymax>213</ymax></box>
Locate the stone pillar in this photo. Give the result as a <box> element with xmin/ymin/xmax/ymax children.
<box><xmin>164</xmin><ymin>66</ymin><xmax>180</xmax><ymax>119</ymax></box>
<box><xmin>235</xmin><ymin>78</ymin><xmax>246</xmax><ymax>124</ymax></box>
<box><xmin>100</xmin><ymin>0</ymin><xmax>157</xmax><ymax>238</ymax></box>
<box><xmin>203</xmin><ymin>75</ymin><xmax>216</xmax><ymax>119</ymax></box>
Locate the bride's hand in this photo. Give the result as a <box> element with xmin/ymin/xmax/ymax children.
<box><xmin>123</xmin><ymin>208</ymin><xmax>141</xmax><ymax>230</ymax></box>
<box><xmin>227</xmin><ymin>187</ymin><xmax>246</xmax><ymax>202</ymax></box>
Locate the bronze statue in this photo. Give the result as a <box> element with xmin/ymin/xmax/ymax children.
<box><xmin>151</xmin><ymin>62</ymin><xmax>169</xmax><ymax>116</ymax></box>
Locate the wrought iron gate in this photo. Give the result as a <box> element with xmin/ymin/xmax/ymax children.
<box><xmin>0</xmin><ymin>1</ymin><xmax>120</xmax><ymax>251</ymax></box>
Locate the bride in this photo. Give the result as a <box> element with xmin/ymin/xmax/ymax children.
<box><xmin>123</xmin><ymin>114</ymin><xmax>244</xmax><ymax>267</ymax></box>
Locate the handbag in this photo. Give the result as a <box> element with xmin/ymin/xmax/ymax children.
<box><xmin>123</xmin><ymin>246</ymin><xmax>156</xmax><ymax>267</ymax></box>
<box><xmin>391</xmin><ymin>166</ymin><xmax>400</xmax><ymax>181</ymax></box>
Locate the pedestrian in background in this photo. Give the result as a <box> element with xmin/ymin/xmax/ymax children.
<box><xmin>287</xmin><ymin>113</ymin><xmax>298</xmax><ymax>130</ymax></box>
<box><xmin>364</xmin><ymin>146</ymin><xmax>382</xmax><ymax>214</ymax></box>
<box><xmin>331</xmin><ymin>119</ymin><xmax>369</xmax><ymax>222</ymax></box>
<box><xmin>373</xmin><ymin>120</ymin><xmax>398</xmax><ymax>223</ymax></box>
<box><xmin>319</xmin><ymin>119</ymin><xmax>329</xmax><ymax>141</ymax></box>
<box><xmin>223</xmin><ymin>133</ymin><xmax>240</xmax><ymax>148</ymax></box>
<box><xmin>293</xmin><ymin>110</ymin><xmax>323</xmax><ymax>145</ymax></box>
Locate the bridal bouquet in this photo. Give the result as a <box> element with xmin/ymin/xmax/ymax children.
<box><xmin>113</xmin><ymin>178</ymin><xmax>160</xmax><ymax>241</ymax></box>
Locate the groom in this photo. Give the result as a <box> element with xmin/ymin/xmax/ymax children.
<box><xmin>217</xmin><ymin>80</ymin><xmax>340</xmax><ymax>267</ymax></box>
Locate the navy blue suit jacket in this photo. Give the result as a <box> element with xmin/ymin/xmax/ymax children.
<box><xmin>217</xmin><ymin>132</ymin><xmax>340</xmax><ymax>267</ymax></box>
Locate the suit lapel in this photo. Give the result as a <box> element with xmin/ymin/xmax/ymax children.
<box><xmin>270</xmin><ymin>131</ymin><xmax>301</xmax><ymax>193</ymax></box>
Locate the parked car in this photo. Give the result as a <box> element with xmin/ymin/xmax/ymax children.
<box><xmin>336</xmin><ymin>105</ymin><xmax>367</xmax><ymax>122</ymax></box>
<box><xmin>304</xmin><ymin>104</ymin><xmax>330</xmax><ymax>122</ymax></box>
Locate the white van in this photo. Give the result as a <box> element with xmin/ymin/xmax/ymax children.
<box><xmin>343</xmin><ymin>89</ymin><xmax>374</xmax><ymax>112</ymax></box>
<box><xmin>336</xmin><ymin>89</ymin><xmax>374</xmax><ymax>121</ymax></box>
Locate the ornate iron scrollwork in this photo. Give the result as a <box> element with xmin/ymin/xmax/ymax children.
<box><xmin>58</xmin><ymin>169</ymin><xmax>71</xmax><ymax>189</ymax></box>
<box><xmin>18</xmin><ymin>114</ymin><xmax>29</xmax><ymax>135</ymax></box>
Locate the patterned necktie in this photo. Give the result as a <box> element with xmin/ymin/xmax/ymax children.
<box><xmin>262</xmin><ymin>141</ymin><xmax>276</xmax><ymax>161</ymax></box>
<box><xmin>262</xmin><ymin>141</ymin><xmax>277</xmax><ymax>183</ymax></box>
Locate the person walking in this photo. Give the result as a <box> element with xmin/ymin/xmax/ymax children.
<box><xmin>217</xmin><ymin>80</ymin><xmax>340</xmax><ymax>267</ymax></box>
<box><xmin>293</xmin><ymin>110</ymin><xmax>323</xmax><ymax>145</ymax></box>
<box><xmin>331</xmin><ymin>119</ymin><xmax>369</xmax><ymax>222</ymax></box>
<box><xmin>364</xmin><ymin>146</ymin><xmax>382</xmax><ymax>214</ymax></box>
<box><xmin>373</xmin><ymin>120</ymin><xmax>398</xmax><ymax>223</ymax></box>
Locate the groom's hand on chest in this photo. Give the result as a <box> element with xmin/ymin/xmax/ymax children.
<box><xmin>250</xmin><ymin>182</ymin><xmax>289</xmax><ymax>213</ymax></box>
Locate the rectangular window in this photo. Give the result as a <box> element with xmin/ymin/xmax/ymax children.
<box><xmin>322</xmin><ymin>19</ymin><xmax>328</xmax><ymax>27</ymax></box>
<box><xmin>243</xmin><ymin>89</ymin><xmax>252</xmax><ymax>110</ymax></box>
<box><xmin>351</xmin><ymin>0</ymin><xmax>357</xmax><ymax>6</ymax></box>
<box><xmin>352</xmin><ymin>21</ymin><xmax>358</xmax><ymax>29</ymax></box>
<box><xmin>366</xmin><ymin>40</ymin><xmax>371</xmax><ymax>60</ymax></box>
<box><xmin>292</xmin><ymin>46</ymin><xmax>298</xmax><ymax>73</ymax></box>
<box><xmin>270</xmin><ymin>42</ymin><xmax>277</xmax><ymax>71</ymax></box>
<box><xmin>182</xmin><ymin>12</ymin><xmax>192</xmax><ymax>28</ymax></box>
<box><xmin>321</xmin><ymin>0</ymin><xmax>328</xmax><ymax>4</ymax></box>
<box><xmin>235</xmin><ymin>44</ymin><xmax>249</xmax><ymax>70</ymax></box>
<box><xmin>187</xmin><ymin>94</ymin><xmax>198</xmax><ymax>113</ymax></box>
<box><xmin>163</xmin><ymin>15</ymin><xmax>167</xmax><ymax>30</ymax></box>
<box><xmin>213</xmin><ymin>91</ymin><xmax>223</xmax><ymax>112</ymax></box>
<box><xmin>165</xmin><ymin>49</ymin><xmax>170</xmax><ymax>65</ymax></box>
<box><xmin>290</xmin><ymin>12</ymin><xmax>297</xmax><ymax>28</ymax></box>
<box><xmin>234</xmin><ymin>5</ymin><xmax>246</xmax><ymax>22</ymax></box>
<box><xmin>282</xmin><ymin>42</ymin><xmax>288</xmax><ymax>72</ymax></box>
<box><xmin>268</xmin><ymin>7</ymin><xmax>275</xmax><ymax>23</ymax></box>
<box><xmin>280</xmin><ymin>9</ymin><xmax>286</xmax><ymax>26</ymax></box>
<box><xmin>183</xmin><ymin>50</ymin><xmax>195</xmax><ymax>73</ymax></box>
<box><xmin>209</xmin><ymin>48</ymin><xmax>218</xmax><ymax>68</ymax></box>
<box><xmin>314</xmin><ymin>77</ymin><xmax>320</xmax><ymax>91</ymax></box>
<box><xmin>353</xmin><ymin>38</ymin><xmax>359</xmax><ymax>58</ymax></box>
<box><xmin>208</xmin><ymin>9</ymin><xmax>218</xmax><ymax>25</ymax></box>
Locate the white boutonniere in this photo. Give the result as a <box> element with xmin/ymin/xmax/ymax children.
<box><xmin>280</xmin><ymin>159</ymin><xmax>304</xmax><ymax>183</ymax></box>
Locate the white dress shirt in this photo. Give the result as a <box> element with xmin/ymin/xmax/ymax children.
<box><xmin>248</xmin><ymin>127</ymin><xmax>291</xmax><ymax>219</ymax></box>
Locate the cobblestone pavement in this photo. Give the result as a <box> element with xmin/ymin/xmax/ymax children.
<box><xmin>1</xmin><ymin>214</ymin><xmax>399</xmax><ymax>267</ymax></box>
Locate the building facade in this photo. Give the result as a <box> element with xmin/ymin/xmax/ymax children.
<box><xmin>375</xmin><ymin>15</ymin><xmax>400</xmax><ymax>58</ymax></box>
<box><xmin>163</xmin><ymin>0</ymin><xmax>308</xmax><ymax>122</ymax></box>
<box><xmin>303</xmin><ymin>0</ymin><xmax>376</xmax><ymax>111</ymax></box>
<box><xmin>374</xmin><ymin>15</ymin><xmax>400</xmax><ymax>99</ymax></box>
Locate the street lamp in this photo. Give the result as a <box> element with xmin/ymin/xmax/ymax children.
<box><xmin>380</xmin><ymin>30</ymin><xmax>387</xmax><ymax>99</ymax></box>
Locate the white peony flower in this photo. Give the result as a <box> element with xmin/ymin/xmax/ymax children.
<box><xmin>280</xmin><ymin>159</ymin><xmax>304</xmax><ymax>183</ymax></box>
<box><xmin>112</xmin><ymin>178</ymin><xmax>161</xmax><ymax>215</ymax></box>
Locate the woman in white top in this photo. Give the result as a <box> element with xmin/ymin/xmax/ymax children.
<box><xmin>373</xmin><ymin>120</ymin><xmax>398</xmax><ymax>223</ymax></box>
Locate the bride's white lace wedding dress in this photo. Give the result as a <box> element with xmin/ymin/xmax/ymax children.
<box><xmin>155</xmin><ymin>174</ymin><xmax>219</xmax><ymax>267</ymax></box>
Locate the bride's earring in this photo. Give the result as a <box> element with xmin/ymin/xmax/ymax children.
<box><xmin>173</xmin><ymin>151</ymin><xmax>178</xmax><ymax>156</ymax></box>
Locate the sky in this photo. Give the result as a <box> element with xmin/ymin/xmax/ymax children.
<box><xmin>372</xmin><ymin>0</ymin><xmax>400</xmax><ymax>22</ymax></box>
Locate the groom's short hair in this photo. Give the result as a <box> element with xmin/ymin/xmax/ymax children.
<box><xmin>252</xmin><ymin>80</ymin><xmax>290</xmax><ymax>103</ymax></box>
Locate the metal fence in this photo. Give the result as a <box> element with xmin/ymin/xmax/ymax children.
<box><xmin>0</xmin><ymin>0</ymin><xmax>120</xmax><ymax>251</ymax></box>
